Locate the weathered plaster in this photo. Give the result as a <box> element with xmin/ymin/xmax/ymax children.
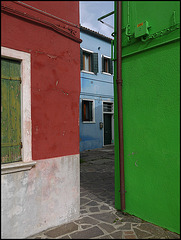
<box><xmin>1</xmin><ymin>154</ymin><xmax>80</xmax><ymax>239</ymax></box>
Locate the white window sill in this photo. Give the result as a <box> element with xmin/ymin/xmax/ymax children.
<box><xmin>102</xmin><ymin>72</ymin><xmax>112</xmax><ymax>76</ymax></box>
<box><xmin>81</xmin><ymin>70</ymin><xmax>95</xmax><ymax>75</ymax></box>
<box><xmin>82</xmin><ymin>121</ymin><xmax>96</xmax><ymax>124</ymax></box>
<box><xmin>103</xmin><ymin>112</ymin><xmax>114</xmax><ymax>114</ymax></box>
<box><xmin>1</xmin><ymin>161</ymin><xmax>36</xmax><ymax>175</ymax></box>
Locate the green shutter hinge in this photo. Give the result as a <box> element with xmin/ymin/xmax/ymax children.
<box><xmin>21</xmin><ymin>142</ymin><xmax>23</xmax><ymax>148</ymax></box>
<box><xmin>20</xmin><ymin>77</ymin><xmax>22</xmax><ymax>84</ymax></box>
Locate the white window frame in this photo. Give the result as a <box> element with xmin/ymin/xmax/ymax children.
<box><xmin>102</xmin><ymin>101</ymin><xmax>114</xmax><ymax>114</ymax></box>
<box><xmin>81</xmin><ymin>48</ymin><xmax>94</xmax><ymax>75</ymax></box>
<box><xmin>101</xmin><ymin>54</ymin><xmax>112</xmax><ymax>75</ymax></box>
<box><xmin>1</xmin><ymin>46</ymin><xmax>35</xmax><ymax>174</ymax></box>
<box><xmin>82</xmin><ymin>98</ymin><xmax>95</xmax><ymax>123</ymax></box>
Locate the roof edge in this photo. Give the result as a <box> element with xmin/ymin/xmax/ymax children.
<box><xmin>80</xmin><ymin>25</ymin><xmax>113</xmax><ymax>42</ymax></box>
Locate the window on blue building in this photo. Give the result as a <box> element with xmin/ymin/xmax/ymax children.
<box><xmin>83</xmin><ymin>51</ymin><xmax>92</xmax><ymax>72</ymax></box>
<box><xmin>102</xmin><ymin>55</ymin><xmax>113</xmax><ymax>75</ymax></box>
<box><xmin>80</xmin><ymin>48</ymin><xmax>98</xmax><ymax>74</ymax></box>
<box><xmin>82</xmin><ymin>99</ymin><xmax>95</xmax><ymax>122</ymax></box>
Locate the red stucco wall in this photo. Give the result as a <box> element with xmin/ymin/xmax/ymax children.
<box><xmin>1</xmin><ymin>1</ymin><xmax>81</xmax><ymax>160</ymax></box>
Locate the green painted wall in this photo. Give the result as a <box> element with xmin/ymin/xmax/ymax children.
<box><xmin>114</xmin><ymin>1</ymin><xmax>180</xmax><ymax>234</ymax></box>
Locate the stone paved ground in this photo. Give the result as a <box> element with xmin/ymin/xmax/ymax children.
<box><xmin>28</xmin><ymin>145</ymin><xmax>180</xmax><ymax>239</ymax></box>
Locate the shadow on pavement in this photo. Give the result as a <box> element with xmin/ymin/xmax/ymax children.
<box><xmin>80</xmin><ymin>145</ymin><xmax>115</xmax><ymax>207</ymax></box>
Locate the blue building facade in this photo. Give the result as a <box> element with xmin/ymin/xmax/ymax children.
<box><xmin>80</xmin><ymin>26</ymin><xmax>114</xmax><ymax>152</ymax></box>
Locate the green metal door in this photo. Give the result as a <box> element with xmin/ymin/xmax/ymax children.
<box><xmin>104</xmin><ymin>114</ymin><xmax>112</xmax><ymax>145</ymax></box>
<box><xmin>1</xmin><ymin>58</ymin><xmax>21</xmax><ymax>164</ymax></box>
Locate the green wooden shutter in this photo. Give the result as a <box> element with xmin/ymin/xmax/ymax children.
<box><xmin>1</xmin><ymin>58</ymin><xmax>21</xmax><ymax>164</ymax></box>
<box><xmin>82</xmin><ymin>100</ymin><xmax>85</xmax><ymax>121</ymax></box>
<box><xmin>92</xmin><ymin>53</ymin><xmax>98</xmax><ymax>75</ymax></box>
<box><xmin>80</xmin><ymin>48</ymin><xmax>83</xmax><ymax>70</ymax></box>
<box><xmin>109</xmin><ymin>58</ymin><xmax>113</xmax><ymax>75</ymax></box>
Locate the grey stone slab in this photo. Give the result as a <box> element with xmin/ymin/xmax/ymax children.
<box><xmin>89</xmin><ymin>207</ymin><xmax>100</xmax><ymax>212</ymax></box>
<box><xmin>115</xmin><ymin>211</ymin><xmax>125</xmax><ymax>218</ymax></box>
<box><xmin>80</xmin><ymin>192</ymin><xmax>89</xmax><ymax>197</ymax></box>
<box><xmin>100</xmin><ymin>205</ymin><xmax>110</xmax><ymax>211</ymax></box>
<box><xmin>80</xmin><ymin>210</ymin><xmax>88</xmax><ymax>215</ymax></box>
<box><xmin>90</xmin><ymin>212</ymin><xmax>118</xmax><ymax>224</ymax></box>
<box><xmin>145</xmin><ymin>236</ymin><xmax>164</xmax><ymax>239</ymax></box>
<box><xmin>118</xmin><ymin>222</ymin><xmax>132</xmax><ymax>230</ymax></box>
<box><xmin>121</xmin><ymin>215</ymin><xmax>143</xmax><ymax>223</ymax></box>
<box><xmin>58</xmin><ymin>235</ymin><xmax>71</xmax><ymax>239</ymax></box>
<box><xmin>164</xmin><ymin>230</ymin><xmax>180</xmax><ymax>239</ymax></box>
<box><xmin>98</xmin><ymin>222</ymin><xmax>117</xmax><ymax>233</ymax></box>
<box><xmin>75</xmin><ymin>216</ymin><xmax>99</xmax><ymax>225</ymax></box>
<box><xmin>80</xmin><ymin>197</ymin><xmax>90</xmax><ymax>205</ymax></box>
<box><xmin>84</xmin><ymin>168</ymin><xmax>95</xmax><ymax>172</ymax></box>
<box><xmin>85</xmin><ymin>200</ymin><xmax>99</xmax><ymax>206</ymax></box>
<box><xmin>115</xmin><ymin>220</ymin><xmax>125</xmax><ymax>226</ymax></box>
<box><xmin>70</xmin><ymin>226</ymin><xmax>104</xmax><ymax>239</ymax></box>
<box><xmin>133</xmin><ymin>227</ymin><xmax>153</xmax><ymax>239</ymax></box>
<box><xmin>80</xmin><ymin>189</ymin><xmax>89</xmax><ymax>197</ymax></box>
<box><xmin>110</xmin><ymin>230</ymin><xmax>123</xmax><ymax>239</ymax></box>
<box><xmin>132</xmin><ymin>223</ymin><xmax>139</xmax><ymax>227</ymax></box>
<box><xmin>137</xmin><ymin>223</ymin><xmax>167</xmax><ymax>238</ymax></box>
<box><xmin>124</xmin><ymin>234</ymin><xmax>137</xmax><ymax>239</ymax></box>
<box><xmin>88</xmin><ymin>196</ymin><xmax>103</xmax><ymax>202</ymax></box>
<box><xmin>89</xmin><ymin>159</ymin><xmax>111</xmax><ymax>165</ymax></box>
<box><xmin>81</xmin><ymin>224</ymin><xmax>92</xmax><ymax>230</ymax></box>
<box><xmin>84</xmin><ymin>192</ymin><xmax>97</xmax><ymax>199</ymax></box>
<box><xmin>44</xmin><ymin>222</ymin><xmax>78</xmax><ymax>238</ymax></box>
<box><xmin>98</xmin><ymin>234</ymin><xmax>113</xmax><ymax>239</ymax></box>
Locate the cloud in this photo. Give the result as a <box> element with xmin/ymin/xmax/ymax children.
<box><xmin>80</xmin><ymin>1</ymin><xmax>114</xmax><ymax>38</ymax></box>
<box><xmin>80</xmin><ymin>3</ymin><xmax>97</xmax><ymax>30</ymax></box>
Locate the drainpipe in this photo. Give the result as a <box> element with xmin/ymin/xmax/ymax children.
<box><xmin>116</xmin><ymin>1</ymin><xmax>125</xmax><ymax>211</ymax></box>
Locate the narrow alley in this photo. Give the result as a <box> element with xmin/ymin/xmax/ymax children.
<box><xmin>28</xmin><ymin>145</ymin><xmax>180</xmax><ymax>239</ymax></box>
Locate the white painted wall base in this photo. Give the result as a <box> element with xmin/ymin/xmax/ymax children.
<box><xmin>1</xmin><ymin>154</ymin><xmax>80</xmax><ymax>239</ymax></box>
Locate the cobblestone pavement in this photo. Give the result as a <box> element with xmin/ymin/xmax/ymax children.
<box><xmin>28</xmin><ymin>145</ymin><xmax>180</xmax><ymax>239</ymax></box>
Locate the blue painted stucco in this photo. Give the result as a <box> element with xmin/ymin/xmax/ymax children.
<box><xmin>80</xmin><ymin>27</ymin><xmax>114</xmax><ymax>152</ymax></box>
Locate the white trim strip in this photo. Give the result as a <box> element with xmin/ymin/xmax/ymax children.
<box><xmin>1</xmin><ymin>161</ymin><xmax>36</xmax><ymax>175</ymax></box>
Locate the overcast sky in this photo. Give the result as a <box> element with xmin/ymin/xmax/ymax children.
<box><xmin>79</xmin><ymin>1</ymin><xmax>114</xmax><ymax>38</ymax></box>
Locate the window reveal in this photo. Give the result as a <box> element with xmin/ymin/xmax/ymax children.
<box><xmin>104</xmin><ymin>58</ymin><xmax>109</xmax><ymax>73</ymax></box>
<box><xmin>83</xmin><ymin>52</ymin><xmax>92</xmax><ymax>72</ymax></box>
